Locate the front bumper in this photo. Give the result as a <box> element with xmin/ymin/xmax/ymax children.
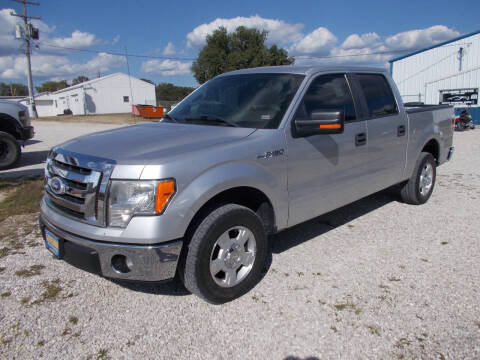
<box><xmin>21</xmin><ymin>126</ymin><xmax>34</xmax><ymax>141</ymax></box>
<box><xmin>39</xmin><ymin>215</ymin><xmax>183</xmax><ymax>282</ymax></box>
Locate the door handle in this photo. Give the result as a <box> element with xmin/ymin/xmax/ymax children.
<box><xmin>355</xmin><ymin>132</ymin><xmax>367</xmax><ymax>146</ymax></box>
<box><xmin>397</xmin><ymin>125</ymin><xmax>406</xmax><ymax>137</ymax></box>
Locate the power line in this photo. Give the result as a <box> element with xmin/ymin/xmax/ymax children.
<box><xmin>36</xmin><ymin>41</ymin><xmax>196</xmax><ymax>61</ymax></box>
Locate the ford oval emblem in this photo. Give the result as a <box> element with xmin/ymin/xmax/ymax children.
<box><xmin>50</xmin><ymin>177</ymin><xmax>66</xmax><ymax>195</ymax></box>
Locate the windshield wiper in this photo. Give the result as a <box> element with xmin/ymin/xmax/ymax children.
<box><xmin>162</xmin><ymin>113</ymin><xmax>178</xmax><ymax>123</ymax></box>
<box><xmin>184</xmin><ymin>116</ymin><xmax>238</xmax><ymax>127</ymax></box>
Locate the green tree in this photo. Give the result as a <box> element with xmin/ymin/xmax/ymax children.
<box><xmin>191</xmin><ymin>26</ymin><xmax>294</xmax><ymax>84</ymax></box>
<box><xmin>71</xmin><ymin>75</ymin><xmax>89</xmax><ymax>85</ymax></box>
<box><xmin>155</xmin><ymin>83</ymin><xmax>195</xmax><ymax>102</ymax></box>
<box><xmin>0</xmin><ymin>82</ymin><xmax>28</xmax><ymax>96</ymax></box>
<box><xmin>35</xmin><ymin>80</ymin><xmax>69</xmax><ymax>93</ymax></box>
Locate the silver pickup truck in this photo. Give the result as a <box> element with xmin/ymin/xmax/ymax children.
<box><xmin>39</xmin><ymin>66</ymin><xmax>454</xmax><ymax>303</ymax></box>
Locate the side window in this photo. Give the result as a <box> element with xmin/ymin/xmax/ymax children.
<box><xmin>356</xmin><ymin>74</ymin><xmax>398</xmax><ymax>117</ymax></box>
<box><xmin>297</xmin><ymin>74</ymin><xmax>356</xmax><ymax>121</ymax></box>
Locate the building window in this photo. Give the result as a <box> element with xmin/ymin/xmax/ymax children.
<box><xmin>123</xmin><ymin>96</ymin><xmax>129</xmax><ymax>103</ymax></box>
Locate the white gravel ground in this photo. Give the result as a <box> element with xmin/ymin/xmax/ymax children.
<box><xmin>0</xmin><ymin>129</ymin><xmax>479</xmax><ymax>359</ymax></box>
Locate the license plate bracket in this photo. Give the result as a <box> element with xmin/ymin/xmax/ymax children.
<box><xmin>45</xmin><ymin>229</ymin><xmax>64</xmax><ymax>258</ymax></box>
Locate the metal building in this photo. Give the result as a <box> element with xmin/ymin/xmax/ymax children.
<box><xmin>20</xmin><ymin>73</ymin><xmax>156</xmax><ymax>117</ymax></box>
<box><xmin>390</xmin><ymin>30</ymin><xmax>480</xmax><ymax>123</ymax></box>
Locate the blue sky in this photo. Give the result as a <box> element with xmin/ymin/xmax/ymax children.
<box><xmin>1</xmin><ymin>0</ymin><xmax>479</xmax><ymax>89</ymax></box>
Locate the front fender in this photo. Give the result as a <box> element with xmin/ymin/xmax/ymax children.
<box><xmin>166</xmin><ymin>160</ymin><xmax>288</xmax><ymax>237</ymax></box>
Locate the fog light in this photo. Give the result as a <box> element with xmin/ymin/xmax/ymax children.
<box><xmin>111</xmin><ymin>254</ymin><xmax>133</xmax><ymax>274</ymax></box>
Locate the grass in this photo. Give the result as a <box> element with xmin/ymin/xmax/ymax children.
<box><xmin>34</xmin><ymin>113</ymin><xmax>153</xmax><ymax>125</ymax></box>
<box><xmin>0</xmin><ymin>179</ymin><xmax>44</xmax><ymax>221</ymax></box>
<box><xmin>366</xmin><ymin>324</ymin><xmax>381</xmax><ymax>336</ymax></box>
<box><xmin>20</xmin><ymin>296</ymin><xmax>31</xmax><ymax>305</ymax></box>
<box><xmin>15</xmin><ymin>265</ymin><xmax>45</xmax><ymax>278</ymax></box>
<box><xmin>332</xmin><ymin>302</ymin><xmax>363</xmax><ymax>315</ymax></box>
<box><xmin>1</xmin><ymin>291</ymin><xmax>11</xmax><ymax>298</ymax></box>
<box><xmin>69</xmin><ymin>316</ymin><xmax>78</xmax><ymax>325</ymax></box>
<box><xmin>32</xmin><ymin>279</ymin><xmax>62</xmax><ymax>305</ymax></box>
<box><xmin>96</xmin><ymin>348</ymin><xmax>111</xmax><ymax>360</ymax></box>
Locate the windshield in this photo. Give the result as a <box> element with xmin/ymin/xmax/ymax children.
<box><xmin>168</xmin><ymin>73</ymin><xmax>305</xmax><ymax>129</ymax></box>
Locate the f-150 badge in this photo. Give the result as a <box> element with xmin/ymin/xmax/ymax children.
<box><xmin>257</xmin><ymin>149</ymin><xmax>284</xmax><ymax>159</ymax></box>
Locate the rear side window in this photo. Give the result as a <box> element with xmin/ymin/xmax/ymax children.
<box><xmin>298</xmin><ymin>74</ymin><xmax>356</xmax><ymax>121</ymax></box>
<box><xmin>356</xmin><ymin>74</ymin><xmax>398</xmax><ymax>117</ymax></box>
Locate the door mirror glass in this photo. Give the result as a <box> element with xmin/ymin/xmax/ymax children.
<box><xmin>294</xmin><ymin>110</ymin><xmax>344</xmax><ymax>137</ymax></box>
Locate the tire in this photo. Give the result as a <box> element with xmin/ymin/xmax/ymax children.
<box><xmin>456</xmin><ymin>122</ymin><xmax>464</xmax><ymax>131</ymax></box>
<box><xmin>400</xmin><ymin>152</ymin><xmax>436</xmax><ymax>205</ymax></box>
<box><xmin>181</xmin><ymin>204</ymin><xmax>267</xmax><ymax>304</ymax></box>
<box><xmin>0</xmin><ymin>131</ymin><xmax>21</xmax><ymax>170</ymax></box>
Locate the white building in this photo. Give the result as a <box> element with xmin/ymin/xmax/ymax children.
<box><xmin>390</xmin><ymin>30</ymin><xmax>480</xmax><ymax>123</ymax></box>
<box><xmin>21</xmin><ymin>73</ymin><xmax>156</xmax><ymax>117</ymax></box>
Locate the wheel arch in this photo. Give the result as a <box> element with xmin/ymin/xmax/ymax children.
<box><xmin>184</xmin><ymin>186</ymin><xmax>276</xmax><ymax>242</ymax></box>
<box><xmin>421</xmin><ymin>138</ymin><xmax>440</xmax><ymax>164</ymax></box>
<box><xmin>0</xmin><ymin>113</ymin><xmax>22</xmax><ymax>139</ymax></box>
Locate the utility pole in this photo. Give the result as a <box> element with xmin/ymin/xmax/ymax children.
<box><xmin>10</xmin><ymin>0</ymin><xmax>40</xmax><ymax>118</ymax></box>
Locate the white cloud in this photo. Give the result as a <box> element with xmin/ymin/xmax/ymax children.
<box><xmin>385</xmin><ymin>25</ymin><xmax>460</xmax><ymax>50</ymax></box>
<box><xmin>112</xmin><ymin>35</ymin><xmax>120</xmax><ymax>44</ymax></box>
<box><xmin>341</xmin><ymin>32</ymin><xmax>380</xmax><ymax>49</ymax></box>
<box><xmin>141</xmin><ymin>59</ymin><xmax>192</xmax><ymax>76</ymax></box>
<box><xmin>186</xmin><ymin>15</ymin><xmax>303</xmax><ymax>48</ymax></box>
<box><xmin>289</xmin><ymin>27</ymin><xmax>337</xmax><ymax>55</ymax></box>
<box><xmin>0</xmin><ymin>53</ymin><xmax>125</xmax><ymax>80</ymax></box>
<box><xmin>162</xmin><ymin>42</ymin><xmax>176</xmax><ymax>55</ymax></box>
<box><xmin>50</xmin><ymin>30</ymin><xmax>96</xmax><ymax>49</ymax></box>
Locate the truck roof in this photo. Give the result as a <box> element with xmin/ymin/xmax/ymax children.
<box><xmin>219</xmin><ymin>65</ymin><xmax>388</xmax><ymax>77</ymax></box>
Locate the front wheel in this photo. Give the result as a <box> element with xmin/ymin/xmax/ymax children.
<box><xmin>181</xmin><ymin>204</ymin><xmax>267</xmax><ymax>304</ymax></box>
<box><xmin>0</xmin><ymin>131</ymin><xmax>21</xmax><ymax>170</ymax></box>
<box><xmin>400</xmin><ymin>152</ymin><xmax>436</xmax><ymax>205</ymax></box>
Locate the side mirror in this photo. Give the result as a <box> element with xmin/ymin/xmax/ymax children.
<box><xmin>293</xmin><ymin>110</ymin><xmax>345</xmax><ymax>137</ymax></box>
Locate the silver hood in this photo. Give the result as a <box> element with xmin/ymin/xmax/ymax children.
<box><xmin>55</xmin><ymin>122</ymin><xmax>256</xmax><ymax>165</ymax></box>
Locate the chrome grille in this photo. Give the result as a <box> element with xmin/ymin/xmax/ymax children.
<box><xmin>44</xmin><ymin>150</ymin><xmax>114</xmax><ymax>227</ymax></box>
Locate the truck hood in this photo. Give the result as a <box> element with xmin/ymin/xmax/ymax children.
<box><xmin>56</xmin><ymin>122</ymin><xmax>256</xmax><ymax>165</ymax></box>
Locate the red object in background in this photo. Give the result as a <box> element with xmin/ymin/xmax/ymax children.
<box><xmin>132</xmin><ymin>105</ymin><xmax>165</xmax><ymax>118</ymax></box>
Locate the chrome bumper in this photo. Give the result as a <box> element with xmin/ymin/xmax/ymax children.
<box><xmin>39</xmin><ymin>215</ymin><xmax>183</xmax><ymax>282</ymax></box>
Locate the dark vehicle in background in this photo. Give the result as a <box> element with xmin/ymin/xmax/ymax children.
<box><xmin>455</xmin><ymin>109</ymin><xmax>475</xmax><ymax>131</ymax></box>
<box><xmin>0</xmin><ymin>100</ymin><xmax>34</xmax><ymax>169</ymax></box>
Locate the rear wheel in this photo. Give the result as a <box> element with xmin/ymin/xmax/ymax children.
<box><xmin>400</xmin><ymin>152</ymin><xmax>436</xmax><ymax>205</ymax></box>
<box><xmin>181</xmin><ymin>204</ymin><xmax>267</xmax><ymax>304</ymax></box>
<box><xmin>0</xmin><ymin>131</ymin><xmax>20</xmax><ymax>170</ymax></box>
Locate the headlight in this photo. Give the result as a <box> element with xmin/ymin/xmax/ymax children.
<box><xmin>108</xmin><ymin>179</ymin><xmax>175</xmax><ymax>228</ymax></box>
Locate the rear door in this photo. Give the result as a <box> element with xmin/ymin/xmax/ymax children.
<box><xmin>286</xmin><ymin>73</ymin><xmax>370</xmax><ymax>227</ymax></box>
<box><xmin>353</xmin><ymin>73</ymin><xmax>408</xmax><ymax>192</ymax></box>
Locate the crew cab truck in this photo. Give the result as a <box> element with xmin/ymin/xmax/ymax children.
<box><xmin>39</xmin><ymin>66</ymin><xmax>454</xmax><ymax>304</ymax></box>
<box><xmin>0</xmin><ymin>100</ymin><xmax>34</xmax><ymax>169</ymax></box>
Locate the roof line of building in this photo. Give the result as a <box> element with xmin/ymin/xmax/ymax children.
<box><xmin>50</xmin><ymin>72</ymin><xmax>123</xmax><ymax>94</ymax></box>
<box><xmin>389</xmin><ymin>29</ymin><xmax>480</xmax><ymax>63</ymax></box>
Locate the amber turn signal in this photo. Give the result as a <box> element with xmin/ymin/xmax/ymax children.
<box><xmin>155</xmin><ymin>180</ymin><xmax>175</xmax><ymax>213</ymax></box>
<box><xmin>318</xmin><ymin>124</ymin><xmax>342</xmax><ymax>129</ymax></box>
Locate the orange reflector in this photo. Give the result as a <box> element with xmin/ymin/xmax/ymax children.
<box><xmin>155</xmin><ymin>180</ymin><xmax>175</xmax><ymax>213</ymax></box>
<box><xmin>319</xmin><ymin>124</ymin><xmax>342</xmax><ymax>129</ymax></box>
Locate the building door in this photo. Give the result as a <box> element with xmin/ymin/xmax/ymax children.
<box><xmin>286</xmin><ymin>73</ymin><xmax>370</xmax><ymax>227</ymax></box>
<box><xmin>70</xmin><ymin>94</ymin><xmax>83</xmax><ymax>115</ymax></box>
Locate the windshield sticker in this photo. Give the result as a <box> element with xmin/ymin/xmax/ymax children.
<box><xmin>261</xmin><ymin>115</ymin><xmax>271</xmax><ymax>120</ymax></box>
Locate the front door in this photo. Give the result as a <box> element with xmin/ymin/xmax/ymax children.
<box><xmin>286</xmin><ymin>73</ymin><xmax>370</xmax><ymax>227</ymax></box>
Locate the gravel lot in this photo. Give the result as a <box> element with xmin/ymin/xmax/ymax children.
<box><xmin>0</xmin><ymin>128</ymin><xmax>479</xmax><ymax>359</ymax></box>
